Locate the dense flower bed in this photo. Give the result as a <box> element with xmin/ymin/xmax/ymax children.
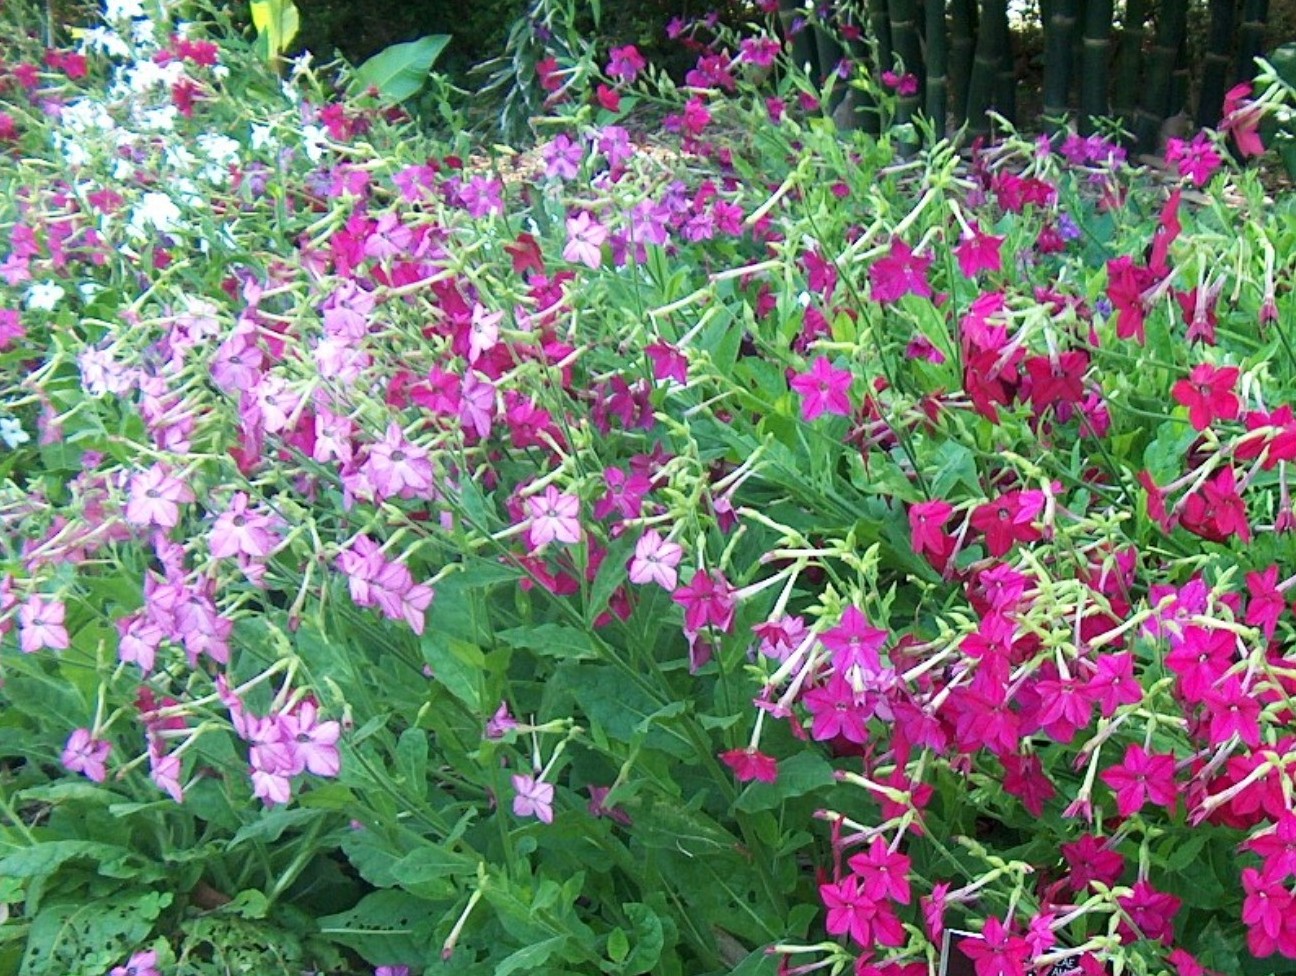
<box><xmin>3</xmin><ymin>1</ymin><xmax>1296</xmax><ymax>975</ymax></box>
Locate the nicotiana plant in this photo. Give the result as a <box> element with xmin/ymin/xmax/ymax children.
<box><xmin>2</xmin><ymin>1</ymin><xmax>1296</xmax><ymax>975</ymax></box>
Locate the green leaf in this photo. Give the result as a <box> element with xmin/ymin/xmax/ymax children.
<box><xmin>0</xmin><ymin>841</ymin><xmax>137</xmax><ymax>881</ymax></box>
<box><xmin>733</xmin><ymin>752</ymin><xmax>835</xmax><ymax>813</ymax></box>
<box><xmin>606</xmin><ymin>927</ymin><xmax>629</xmax><ymax>964</ymax></box>
<box><xmin>227</xmin><ymin>808</ymin><xmax>326</xmax><ymax>850</ymax></box>
<box><xmin>317</xmin><ymin>890</ymin><xmax>435</xmax><ymax>966</ymax></box>
<box><xmin>387</xmin><ymin>844</ymin><xmax>476</xmax><ymax>893</ymax></box>
<box><xmin>494</xmin><ymin>935</ymin><xmax>568</xmax><ymax>976</ymax></box>
<box><xmin>420</xmin><ymin>633</ymin><xmax>484</xmax><ymax>711</ymax></box>
<box><xmin>353</xmin><ymin>36</ymin><xmax>451</xmax><ymax>103</ymax></box>
<box><xmin>21</xmin><ymin>891</ymin><xmax>170</xmax><ymax>976</ymax></box>
<box><xmin>620</xmin><ymin>903</ymin><xmax>664</xmax><ymax>974</ymax></box>
<box><xmin>496</xmin><ymin>624</ymin><xmax>597</xmax><ymax>661</ymax></box>
<box><xmin>249</xmin><ymin>0</ymin><xmax>300</xmax><ymax>60</ymax></box>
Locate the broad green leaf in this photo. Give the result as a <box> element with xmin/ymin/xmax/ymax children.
<box><xmin>420</xmin><ymin>633</ymin><xmax>484</xmax><ymax>711</ymax></box>
<box><xmin>353</xmin><ymin>36</ymin><xmax>451</xmax><ymax>103</ymax></box>
<box><xmin>227</xmin><ymin>807</ymin><xmax>326</xmax><ymax>850</ymax></box>
<box><xmin>249</xmin><ymin>0</ymin><xmax>299</xmax><ymax>60</ymax></box>
<box><xmin>733</xmin><ymin>751</ymin><xmax>835</xmax><ymax>813</ymax></box>
<box><xmin>20</xmin><ymin>892</ymin><xmax>170</xmax><ymax>976</ymax></box>
<box><xmin>620</xmin><ymin>903</ymin><xmax>664</xmax><ymax>975</ymax></box>
<box><xmin>0</xmin><ymin>841</ymin><xmax>137</xmax><ymax>881</ymax></box>
<box><xmin>494</xmin><ymin>935</ymin><xmax>568</xmax><ymax>976</ymax></box>
<box><xmin>317</xmin><ymin>890</ymin><xmax>435</xmax><ymax>966</ymax></box>
<box><xmin>496</xmin><ymin>624</ymin><xmax>597</xmax><ymax>661</ymax></box>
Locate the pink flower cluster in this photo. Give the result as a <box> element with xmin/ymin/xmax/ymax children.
<box><xmin>336</xmin><ymin>535</ymin><xmax>435</xmax><ymax>635</ymax></box>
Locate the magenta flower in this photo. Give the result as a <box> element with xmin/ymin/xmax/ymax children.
<box><xmin>62</xmin><ymin>728</ymin><xmax>111</xmax><ymax>783</ymax></box>
<box><xmin>512</xmin><ymin>773</ymin><xmax>555</xmax><ymax>823</ymax></box>
<box><xmin>954</xmin><ymin>223</ymin><xmax>1005</xmax><ymax>278</ymax></box>
<box><xmin>789</xmin><ymin>357</ymin><xmax>853</xmax><ymax>421</ymax></box>
<box><xmin>671</xmin><ymin>568</ymin><xmax>736</xmax><ymax>633</ymax></box>
<box><xmin>869</xmin><ymin>238</ymin><xmax>933</xmax><ymax>303</ymax></box>
<box><xmin>819</xmin><ymin>875</ymin><xmax>905</xmax><ymax>948</ymax></box>
<box><xmin>19</xmin><ymin>594</ymin><xmax>69</xmax><ymax>653</ymax></box>
<box><xmin>526</xmin><ymin>486</ymin><xmax>582</xmax><ymax>548</ymax></box>
<box><xmin>125</xmin><ymin>463</ymin><xmax>195</xmax><ymax>529</ymax></box>
<box><xmin>605</xmin><ymin>44</ymin><xmax>646</xmax><ymax>83</ymax></box>
<box><xmin>563</xmin><ymin>211</ymin><xmax>607</xmax><ymax>269</ymax></box>
<box><xmin>1165</xmin><ymin>133</ymin><xmax>1223</xmax><ymax>186</ymax></box>
<box><xmin>628</xmin><ymin>529</ymin><xmax>683</xmax><ymax>589</ymax></box>
<box><xmin>467</xmin><ymin>303</ymin><xmax>503</xmax><ymax>362</ymax></box>
<box><xmin>1100</xmin><ymin>743</ymin><xmax>1178</xmax><ymax>817</ymax></box>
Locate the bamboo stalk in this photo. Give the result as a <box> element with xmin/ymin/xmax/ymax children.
<box><xmin>948</xmin><ymin>0</ymin><xmax>977</xmax><ymax>126</ymax></box>
<box><xmin>869</xmin><ymin>0</ymin><xmax>893</xmax><ymax>78</ymax></box>
<box><xmin>889</xmin><ymin>0</ymin><xmax>923</xmax><ymax>122</ymax></box>
<box><xmin>836</xmin><ymin>4</ymin><xmax>879</xmax><ymax>133</ymax></box>
<box><xmin>814</xmin><ymin>15</ymin><xmax>845</xmax><ymax>105</ymax></box>
<box><xmin>1079</xmin><ymin>0</ymin><xmax>1113</xmax><ymax>134</ymax></box>
<box><xmin>966</xmin><ymin>0</ymin><xmax>1010</xmax><ymax>137</ymax></box>
<box><xmin>993</xmin><ymin>3</ymin><xmax>1016</xmax><ymax>126</ymax></box>
<box><xmin>778</xmin><ymin>0</ymin><xmax>819</xmax><ymax>78</ymax></box>
<box><xmin>1134</xmin><ymin>0</ymin><xmax>1189</xmax><ymax>152</ymax></box>
<box><xmin>1113</xmin><ymin>0</ymin><xmax>1149</xmax><ymax>136</ymax></box>
<box><xmin>1197</xmin><ymin>0</ymin><xmax>1236</xmax><ymax>128</ymax></box>
<box><xmin>1042</xmin><ymin>0</ymin><xmax>1080</xmax><ymax>127</ymax></box>
<box><xmin>926</xmin><ymin>0</ymin><xmax>949</xmax><ymax>135</ymax></box>
<box><xmin>1235</xmin><ymin>0</ymin><xmax>1270</xmax><ymax>81</ymax></box>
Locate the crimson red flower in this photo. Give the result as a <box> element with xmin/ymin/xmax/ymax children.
<box><xmin>719</xmin><ymin>747</ymin><xmax>777</xmax><ymax>783</ymax></box>
<box><xmin>1116</xmin><ymin>879</ymin><xmax>1181</xmax><ymax>945</ymax></box>
<box><xmin>970</xmin><ymin>490</ymin><xmax>1044</xmax><ymax>557</ymax></box>
<box><xmin>1061</xmin><ymin>833</ymin><xmax>1125</xmax><ymax>891</ymax></box>
<box><xmin>846</xmin><ymin>836</ymin><xmax>912</xmax><ymax>905</ymax></box>
<box><xmin>1172</xmin><ymin>363</ymin><xmax>1240</xmax><ymax>431</ymax></box>
<box><xmin>1179</xmin><ymin>466</ymin><xmax>1251</xmax><ymax>544</ymax></box>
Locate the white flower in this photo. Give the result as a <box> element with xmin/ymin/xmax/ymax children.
<box><xmin>26</xmin><ymin>282</ymin><xmax>66</xmax><ymax>311</ymax></box>
<box><xmin>104</xmin><ymin>0</ymin><xmax>146</xmax><ymax>20</ymax></box>
<box><xmin>80</xmin><ymin>27</ymin><xmax>130</xmax><ymax>58</ymax></box>
<box><xmin>250</xmin><ymin>123</ymin><xmax>275</xmax><ymax>150</ymax></box>
<box><xmin>130</xmin><ymin>192</ymin><xmax>182</xmax><ymax>235</ymax></box>
<box><xmin>301</xmin><ymin>124</ymin><xmax>328</xmax><ymax>163</ymax></box>
<box><xmin>0</xmin><ymin>418</ymin><xmax>28</xmax><ymax>449</ymax></box>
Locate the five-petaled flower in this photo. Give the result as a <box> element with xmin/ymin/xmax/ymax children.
<box><xmin>789</xmin><ymin>356</ymin><xmax>853</xmax><ymax>421</ymax></box>
<box><xmin>1172</xmin><ymin>363</ymin><xmax>1240</xmax><ymax>431</ymax></box>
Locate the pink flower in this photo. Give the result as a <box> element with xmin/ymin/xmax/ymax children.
<box><xmin>562</xmin><ymin>211</ymin><xmax>607</xmax><ymax>269</ymax></box>
<box><xmin>110</xmin><ymin>950</ymin><xmax>160</xmax><ymax>976</ymax></box>
<box><xmin>149</xmin><ymin>742</ymin><xmax>184</xmax><ymax>802</ymax></box>
<box><xmin>526</xmin><ymin>487</ymin><xmax>582</xmax><ymax>548</ymax></box>
<box><xmin>62</xmin><ymin>728</ymin><xmax>111</xmax><ymax>782</ymax></box>
<box><xmin>512</xmin><ymin>773</ymin><xmax>554</xmax><ymax>823</ymax></box>
<box><xmin>1221</xmin><ymin>82</ymin><xmax>1265</xmax><ymax>158</ymax></box>
<box><xmin>280</xmin><ymin>699</ymin><xmax>341</xmax><ymax>777</ymax></box>
<box><xmin>543</xmin><ymin>134</ymin><xmax>584</xmax><ymax>181</ymax></box>
<box><xmin>789</xmin><ymin>357</ymin><xmax>853</xmax><ymax>421</ymax></box>
<box><xmin>821</xmin><ymin>605</ymin><xmax>887</xmax><ymax>676</ymax></box>
<box><xmin>628</xmin><ymin>529</ymin><xmax>683</xmax><ymax>589</ymax></box>
<box><xmin>19</xmin><ymin>594</ymin><xmax>69</xmax><ymax>653</ymax></box>
<box><xmin>959</xmin><ymin>917</ymin><xmax>1032</xmax><ymax>976</ymax></box>
<box><xmin>125</xmin><ymin>464</ymin><xmax>195</xmax><ymax>530</ymax></box>
<box><xmin>847</xmin><ymin>835</ymin><xmax>913</xmax><ymax>905</ymax></box>
<box><xmin>363</xmin><ymin>422</ymin><xmax>434</xmax><ymax>500</ymax></box>
<box><xmin>209</xmin><ymin>492</ymin><xmax>278</xmax><ymax>559</ymax></box>
<box><xmin>467</xmin><ymin>303</ymin><xmax>503</xmax><ymax>362</ymax></box>
<box><xmin>671</xmin><ymin>568</ymin><xmax>736</xmax><ymax>633</ymax></box>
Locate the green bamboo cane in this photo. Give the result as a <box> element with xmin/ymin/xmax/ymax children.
<box><xmin>949</xmin><ymin>0</ymin><xmax>977</xmax><ymax>126</ymax></box>
<box><xmin>993</xmin><ymin>2</ymin><xmax>1016</xmax><ymax>126</ymax></box>
<box><xmin>778</xmin><ymin>0</ymin><xmax>819</xmax><ymax>78</ymax></box>
<box><xmin>1043</xmin><ymin>0</ymin><xmax>1080</xmax><ymax>127</ymax></box>
<box><xmin>815</xmin><ymin>13</ymin><xmax>845</xmax><ymax>105</ymax></box>
<box><xmin>1134</xmin><ymin>0</ymin><xmax>1189</xmax><ymax>152</ymax></box>
<box><xmin>1197</xmin><ymin>0</ymin><xmax>1236</xmax><ymax>128</ymax></box>
<box><xmin>1113</xmin><ymin>0</ymin><xmax>1149</xmax><ymax>136</ymax></box>
<box><xmin>926</xmin><ymin>0</ymin><xmax>949</xmax><ymax>135</ymax></box>
<box><xmin>1079</xmin><ymin>0</ymin><xmax>1113</xmax><ymax>134</ymax></box>
<box><xmin>889</xmin><ymin>0</ymin><xmax>923</xmax><ymax>122</ymax></box>
<box><xmin>1235</xmin><ymin>0</ymin><xmax>1270</xmax><ymax>82</ymax></box>
<box><xmin>869</xmin><ymin>0</ymin><xmax>894</xmax><ymax>78</ymax></box>
<box><xmin>1169</xmin><ymin>35</ymin><xmax>1191</xmax><ymax>124</ymax></box>
<box><xmin>966</xmin><ymin>0</ymin><xmax>1009</xmax><ymax>137</ymax></box>
<box><xmin>835</xmin><ymin>3</ymin><xmax>880</xmax><ymax>134</ymax></box>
